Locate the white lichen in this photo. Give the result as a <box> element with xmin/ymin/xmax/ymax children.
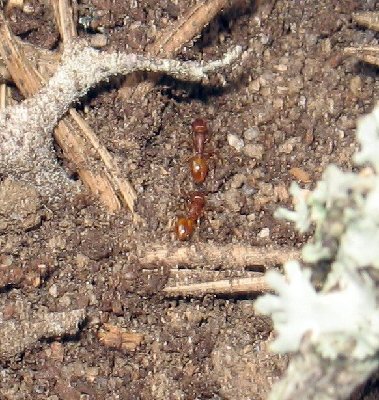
<box><xmin>255</xmin><ymin>104</ymin><xmax>379</xmax><ymax>399</ymax></box>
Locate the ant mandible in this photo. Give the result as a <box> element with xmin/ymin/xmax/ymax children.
<box><xmin>189</xmin><ymin>118</ymin><xmax>211</xmax><ymax>184</ymax></box>
<box><xmin>175</xmin><ymin>192</ymin><xmax>206</xmax><ymax>241</ymax></box>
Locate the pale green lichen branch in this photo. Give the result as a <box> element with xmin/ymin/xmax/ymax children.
<box><xmin>255</xmin><ymin>104</ymin><xmax>379</xmax><ymax>400</ymax></box>
<box><xmin>0</xmin><ymin>39</ymin><xmax>241</xmax><ymax>200</ymax></box>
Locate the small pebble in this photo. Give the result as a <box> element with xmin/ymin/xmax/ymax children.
<box><xmin>274</xmin><ymin>184</ymin><xmax>289</xmax><ymax>202</ymax></box>
<box><xmin>223</xmin><ymin>189</ymin><xmax>244</xmax><ymax>213</ymax></box>
<box><xmin>350</xmin><ymin>76</ymin><xmax>362</xmax><ymax>97</ymax></box>
<box><xmin>227</xmin><ymin>134</ymin><xmax>245</xmax><ymax>152</ymax></box>
<box><xmin>243</xmin><ymin>144</ymin><xmax>264</xmax><ymax>160</ymax></box>
<box><xmin>278</xmin><ymin>138</ymin><xmax>296</xmax><ymax>154</ymax></box>
<box><xmin>49</xmin><ymin>284</ymin><xmax>58</xmax><ymax>298</ymax></box>
<box><xmin>258</xmin><ymin>228</ymin><xmax>270</xmax><ymax>238</ymax></box>
<box><xmin>289</xmin><ymin>167</ymin><xmax>311</xmax><ymax>183</ymax></box>
<box><xmin>244</xmin><ymin>127</ymin><xmax>260</xmax><ymax>141</ymax></box>
<box><xmin>90</xmin><ymin>34</ymin><xmax>108</xmax><ymax>48</ymax></box>
<box><xmin>230</xmin><ymin>174</ymin><xmax>246</xmax><ymax>189</ymax></box>
<box><xmin>247</xmin><ymin>213</ymin><xmax>256</xmax><ymax>222</ymax></box>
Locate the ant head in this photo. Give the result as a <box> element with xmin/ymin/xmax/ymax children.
<box><xmin>190</xmin><ymin>191</ymin><xmax>206</xmax><ymax>206</ymax></box>
<box><xmin>191</xmin><ymin>118</ymin><xmax>208</xmax><ymax>134</ymax></box>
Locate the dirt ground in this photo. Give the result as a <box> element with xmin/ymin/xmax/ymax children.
<box><xmin>1</xmin><ymin>0</ymin><xmax>379</xmax><ymax>399</ymax></box>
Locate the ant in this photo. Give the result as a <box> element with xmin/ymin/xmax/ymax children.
<box><xmin>189</xmin><ymin>118</ymin><xmax>211</xmax><ymax>184</ymax></box>
<box><xmin>175</xmin><ymin>192</ymin><xmax>206</xmax><ymax>241</ymax></box>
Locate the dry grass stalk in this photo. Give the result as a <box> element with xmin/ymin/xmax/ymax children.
<box><xmin>163</xmin><ymin>276</ymin><xmax>269</xmax><ymax>296</ymax></box>
<box><xmin>344</xmin><ymin>46</ymin><xmax>379</xmax><ymax>67</ymax></box>
<box><xmin>119</xmin><ymin>0</ymin><xmax>229</xmax><ymax>101</ymax></box>
<box><xmin>5</xmin><ymin>0</ymin><xmax>24</xmax><ymax>11</ymax></box>
<box><xmin>166</xmin><ymin>268</ymin><xmax>264</xmax><ymax>282</ymax></box>
<box><xmin>352</xmin><ymin>11</ymin><xmax>379</xmax><ymax>32</ymax></box>
<box><xmin>0</xmin><ymin>83</ymin><xmax>6</xmax><ymax>109</ymax></box>
<box><xmin>138</xmin><ymin>243</ymin><xmax>300</xmax><ymax>268</ymax></box>
<box><xmin>50</xmin><ymin>0</ymin><xmax>77</xmax><ymax>43</ymax></box>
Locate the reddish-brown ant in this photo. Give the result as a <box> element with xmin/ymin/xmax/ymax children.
<box><xmin>175</xmin><ymin>192</ymin><xmax>206</xmax><ymax>241</ymax></box>
<box><xmin>189</xmin><ymin>118</ymin><xmax>211</xmax><ymax>184</ymax></box>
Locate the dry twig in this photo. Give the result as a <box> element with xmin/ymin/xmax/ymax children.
<box><xmin>352</xmin><ymin>11</ymin><xmax>379</xmax><ymax>32</ymax></box>
<box><xmin>344</xmin><ymin>12</ymin><xmax>379</xmax><ymax>67</ymax></box>
<box><xmin>1</xmin><ymin>4</ymin><xmax>138</xmax><ymax>212</ymax></box>
<box><xmin>119</xmin><ymin>0</ymin><xmax>230</xmax><ymax>101</ymax></box>
<box><xmin>163</xmin><ymin>275</ymin><xmax>269</xmax><ymax>297</ymax></box>
<box><xmin>50</xmin><ymin>0</ymin><xmax>77</xmax><ymax>43</ymax></box>
<box><xmin>138</xmin><ymin>243</ymin><xmax>300</xmax><ymax>268</ymax></box>
<box><xmin>98</xmin><ymin>324</ymin><xmax>144</xmax><ymax>351</ymax></box>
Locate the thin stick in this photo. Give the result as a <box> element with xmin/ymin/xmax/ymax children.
<box><xmin>50</xmin><ymin>0</ymin><xmax>137</xmax><ymax>212</ymax></box>
<box><xmin>50</xmin><ymin>0</ymin><xmax>77</xmax><ymax>43</ymax></box>
<box><xmin>352</xmin><ymin>11</ymin><xmax>379</xmax><ymax>32</ymax></box>
<box><xmin>0</xmin><ymin>83</ymin><xmax>6</xmax><ymax>109</ymax></box>
<box><xmin>138</xmin><ymin>243</ymin><xmax>300</xmax><ymax>268</ymax></box>
<box><xmin>163</xmin><ymin>276</ymin><xmax>269</xmax><ymax>296</ymax></box>
<box><xmin>119</xmin><ymin>0</ymin><xmax>229</xmax><ymax>101</ymax></box>
<box><xmin>344</xmin><ymin>46</ymin><xmax>379</xmax><ymax>67</ymax></box>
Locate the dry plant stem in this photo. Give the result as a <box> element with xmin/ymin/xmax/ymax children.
<box><xmin>98</xmin><ymin>324</ymin><xmax>144</xmax><ymax>351</ymax></box>
<box><xmin>50</xmin><ymin>0</ymin><xmax>138</xmax><ymax>212</ymax></box>
<box><xmin>149</xmin><ymin>0</ymin><xmax>229</xmax><ymax>57</ymax></box>
<box><xmin>120</xmin><ymin>0</ymin><xmax>229</xmax><ymax>100</ymax></box>
<box><xmin>0</xmin><ymin>83</ymin><xmax>6</xmax><ymax>109</ymax></box>
<box><xmin>0</xmin><ymin>309</ymin><xmax>85</xmax><ymax>361</ymax></box>
<box><xmin>166</xmin><ymin>268</ymin><xmax>264</xmax><ymax>281</ymax></box>
<box><xmin>50</xmin><ymin>0</ymin><xmax>77</xmax><ymax>43</ymax></box>
<box><xmin>344</xmin><ymin>46</ymin><xmax>379</xmax><ymax>67</ymax></box>
<box><xmin>138</xmin><ymin>243</ymin><xmax>300</xmax><ymax>268</ymax></box>
<box><xmin>68</xmin><ymin>109</ymin><xmax>138</xmax><ymax>213</ymax></box>
<box><xmin>353</xmin><ymin>11</ymin><xmax>379</xmax><ymax>31</ymax></box>
<box><xmin>163</xmin><ymin>276</ymin><xmax>269</xmax><ymax>297</ymax></box>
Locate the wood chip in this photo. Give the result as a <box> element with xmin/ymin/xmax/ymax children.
<box><xmin>289</xmin><ymin>167</ymin><xmax>311</xmax><ymax>183</ymax></box>
<box><xmin>98</xmin><ymin>324</ymin><xmax>144</xmax><ymax>352</ymax></box>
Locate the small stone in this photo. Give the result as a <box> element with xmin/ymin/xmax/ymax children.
<box><xmin>227</xmin><ymin>134</ymin><xmax>245</xmax><ymax>152</ymax></box>
<box><xmin>289</xmin><ymin>167</ymin><xmax>311</xmax><ymax>183</ymax></box>
<box><xmin>273</xmin><ymin>98</ymin><xmax>284</xmax><ymax>110</ymax></box>
<box><xmin>247</xmin><ymin>213</ymin><xmax>256</xmax><ymax>222</ymax></box>
<box><xmin>274</xmin><ymin>184</ymin><xmax>289</xmax><ymax>202</ymax></box>
<box><xmin>244</xmin><ymin>127</ymin><xmax>260</xmax><ymax>141</ymax></box>
<box><xmin>49</xmin><ymin>284</ymin><xmax>58</xmax><ymax>298</ymax></box>
<box><xmin>258</xmin><ymin>228</ymin><xmax>270</xmax><ymax>238</ymax></box>
<box><xmin>249</xmin><ymin>78</ymin><xmax>260</xmax><ymax>92</ymax></box>
<box><xmin>50</xmin><ymin>342</ymin><xmax>64</xmax><ymax>362</ymax></box>
<box><xmin>223</xmin><ymin>189</ymin><xmax>244</xmax><ymax>213</ymax></box>
<box><xmin>90</xmin><ymin>34</ymin><xmax>108</xmax><ymax>48</ymax></box>
<box><xmin>278</xmin><ymin>138</ymin><xmax>296</xmax><ymax>154</ymax></box>
<box><xmin>274</xmin><ymin>64</ymin><xmax>288</xmax><ymax>72</ymax></box>
<box><xmin>230</xmin><ymin>174</ymin><xmax>246</xmax><ymax>189</ymax></box>
<box><xmin>258</xmin><ymin>182</ymin><xmax>274</xmax><ymax>197</ymax></box>
<box><xmin>350</xmin><ymin>76</ymin><xmax>362</xmax><ymax>97</ymax></box>
<box><xmin>243</xmin><ymin>144</ymin><xmax>264</xmax><ymax>160</ymax></box>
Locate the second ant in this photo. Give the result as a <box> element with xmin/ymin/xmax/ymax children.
<box><xmin>189</xmin><ymin>118</ymin><xmax>212</xmax><ymax>184</ymax></box>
